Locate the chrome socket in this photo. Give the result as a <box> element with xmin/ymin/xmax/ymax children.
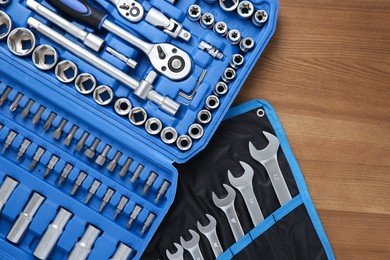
<box><xmin>114</xmin><ymin>98</ymin><xmax>132</xmax><ymax>116</ymax></box>
<box><xmin>197</xmin><ymin>109</ymin><xmax>212</xmax><ymax>124</ymax></box>
<box><xmin>200</xmin><ymin>13</ymin><xmax>215</xmax><ymax>29</ymax></box>
<box><xmin>55</xmin><ymin>60</ymin><xmax>78</xmax><ymax>83</ymax></box>
<box><xmin>188</xmin><ymin>123</ymin><xmax>204</xmax><ymax>140</ymax></box>
<box><xmin>176</xmin><ymin>135</ymin><xmax>192</xmax><ymax>151</ymax></box>
<box><xmin>222</xmin><ymin>67</ymin><xmax>236</xmax><ymax>83</ymax></box>
<box><xmin>7</xmin><ymin>28</ymin><xmax>36</xmax><ymax>56</ymax></box>
<box><xmin>161</xmin><ymin>127</ymin><xmax>178</xmax><ymax>144</ymax></box>
<box><xmin>129</xmin><ymin>107</ymin><xmax>147</xmax><ymax>126</ymax></box>
<box><xmin>230</xmin><ymin>54</ymin><xmax>245</xmax><ymax>69</ymax></box>
<box><xmin>226</xmin><ymin>29</ymin><xmax>241</xmax><ymax>45</ymax></box>
<box><xmin>93</xmin><ymin>85</ymin><xmax>114</xmax><ymax>106</ymax></box>
<box><xmin>253</xmin><ymin>10</ymin><xmax>268</xmax><ymax>27</ymax></box>
<box><xmin>145</xmin><ymin>117</ymin><xmax>163</xmax><ymax>135</ymax></box>
<box><xmin>237</xmin><ymin>1</ymin><xmax>254</xmax><ymax>19</ymax></box>
<box><xmin>219</xmin><ymin>0</ymin><xmax>239</xmax><ymax>12</ymax></box>
<box><xmin>32</xmin><ymin>45</ymin><xmax>58</xmax><ymax>70</ymax></box>
<box><xmin>205</xmin><ymin>95</ymin><xmax>220</xmax><ymax>110</ymax></box>
<box><xmin>75</xmin><ymin>73</ymin><xmax>96</xmax><ymax>94</ymax></box>
<box><xmin>213</xmin><ymin>21</ymin><xmax>228</xmax><ymax>37</ymax></box>
<box><xmin>187</xmin><ymin>5</ymin><xmax>202</xmax><ymax>21</ymax></box>
<box><xmin>240</xmin><ymin>37</ymin><xmax>255</xmax><ymax>52</ymax></box>
<box><xmin>214</xmin><ymin>81</ymin><xmax>229</xmax><ymax>96</ymax></box>
<box><xmin>0</xmin><ymin>11</ymin><xmax>12</xmax><ymax>40</ymax></box>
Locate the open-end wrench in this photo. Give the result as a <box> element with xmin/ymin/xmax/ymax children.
<box><xmin>197</xmin><ymin>214</ymin><xmax>223</xmax><ymax>258</ymax></box>
<box><xmin>46</xmin><ymin>0</ymin><xmax>192</xmax><ymax>81</ymax></box>
<box><xmin>166</xmin><ymin>243</ymin><xmax>184</xmax><ymax>260</ymax></box>
<box><xmin>249</xmin><ymin>131</ymin><xmax>292</xmax><ymax>206</ymax></box>
<box><xmin>212</xmin><ymin>184</ymin><xmax>244</xmax><ymax>241</ymax></box>
<box><xmin>106</xmin><ymin>0</ymin><xmax>144</xmax><ymax>23</ymax></box>
<box><xmin>180</xmin><ymin>229</ymin><xmax>204</xmax><ymax>260</ymax></box>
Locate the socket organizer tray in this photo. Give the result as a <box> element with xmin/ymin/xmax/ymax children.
<box><xmin>0</xmin><ymin>0</ymin><xmax>278</xmax><ymax>259</ymax></box>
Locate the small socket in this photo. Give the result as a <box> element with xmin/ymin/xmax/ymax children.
<box><xmin>7</xmin><ymin>28</ymin><xmax>36</xmax><ymax>56</ymax></box>
<box><xmin>240</xmin><ymin>37</ymin><xmax>255</xmax><ymax>52</ymax></box>
<box><xmin>188</xmin><ymin>123</ymin><xmax>204</xmax><ymax>140</ymax></box>
<box><xmin>176</xmin><ymin>135</ymin><xmax>192</xmax><ymax>151</ymax></box>
<box><xmin>230</xmin><ymin>54</ymin><xmax>245</xmax><ymax>69</ymax></box>
<box><xmin>197</xmin><ymin>109</ymin><xmax>212</xmax><ymax>124</ymax></box>
<box><xmin>213</xmin><ymin>81</ymin><xmax>229</xmax><ymax>96</ymax></box>
<box><xmin>219</xmin><ymin>0</ymin><xmax>239</xmax><ymax>12</ymax></box>
<box><xmin>253</xmin><ymin>10</ymin><xmax>268</xmax><ymax>27</ymax></box>
<box><xmin>55</xmin><ymin>60</ymin><xmax>78</xmax><ymax>83</ymax></box>
<box><xmin>128</xmin><ymin>107</ymin><xmax>147</xmax><ymax>126</ymax></box>
<box><xmin>237</xmin><ymin>1</ymin><xmax>254</xmax><ymax>19</ymax></box>
<box><xmin>160</xmin><ymin>127</ymin><xmax>178</xmax><ymax>144</ymax></box>
<box><xmin>93</xmin><ymin>85</ymin><xmax>114</xmax><ymax>106</ymax></box>
<box><xmin>114</xmin><ymin>98</ymin><xmax>132</xmax><ymax>116</ymax></box>
<box><xmin>187</xmin><ymin>5</ymin><xmax>202</xmax><ymax>21</ymax></box>
<box><xmin>0</xmin><ymin>11</ymin><xmax>12</xmax><ymax>41</ymax></box>
<box><xmin>145</xmin><ymin>117</ymin><xmax>162</xmax><ymax>135</ymax></box>
<box><xmin>213</xmin><ymin>21</ymin><xmax>228</xmax><ymax>37</ymax></box>
<box><xmin>205</xmin><ymin>95</ymin><xmax>220</xmax><ymax>110</ymax></box>
<box><xmin>75</xmin><ymin>73</ymin><xmax>97</xmax><ymax>94</ymax></box>
<box><xmin>226</xmin><ymin>29</ymin><xmax>241</xmax><ymax>45</ymax></box>
<box><xmin>200</xmin><ymin>13</ymin><xmax>215</xmax><ymax>29</ymax></box>
<box><xmin>32</xmin><ymin>45</ymin><xmax>58</xmax><ymax>70</ymax></box>
<box><xmin>222</xmin><ymin>67</ymin><xmax>236</xmax><ymax>83</ymax></box>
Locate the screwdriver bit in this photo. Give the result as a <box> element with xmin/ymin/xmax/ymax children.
<box><xmin>2</xmin><ymin>130</ymin><xmax>17</xmax><ymax>153</ymax></box>
<box><xmin>58</xmin><ymin>163</ymin><xmax>74</xmax><ymax>186</ymax></box>
<box><xmin>76</xmin><ymin>131</ymin><xmax>90</xmax><ymax>151</ymax></box>
<box><xmin>21</xmin><ymin>99</ymin><xmax>35</xmax><ymax>118</ymax></box>
<box><xmin>142</xmin><ymin>172</ymin><xmax>157</xmax><ymax>195</ymax></box>
<box><xmin>44</xmin><ymin>155</ymin><xmax>59</xmax><ymax>178</ymax></box>
<box><xmin>16</xmin><ymin>138</ymin><xmax>31</xmax><ymax>161</ymax></box>
<box><xmin>95</xmin><ymin>145</ymin><xmax>111</xmax><ymax>166</ymax></box>
<box><xmin>119</xmin><ymin>157</ymin><xmax>133</xmax><ymax>177</ymax></box>
<box><xmin>107</xmin><ymin>151</ymin><xmax>122</xmax><ymax>172</ymax></box>
<box><xmin>29</xmin><ymin>147</ymin><xmax>46</xmax><ymax>171</ymax></box>
<box><xmin>63</xmin><ymin>125</ymin><xmax>79</xmax><ymax>146</ymax></box>
<box><xmin>52</xmin><ymin>118</ymin><xmax>68</xmax><ymax>140</ymax></box>
<box><xmin>0</xmin><ymin>176</ymin><xmax>19</xmax><ymax>213</ymax></box>
<box><xmin>84</xmin><ymin>180</ymin><xmax>101</xmax><ymax>204</ymax></box>
<box><xmin>155</xmin><ymin>180</ymin><xmax>171</xmax><ymax>204</ymax></box>
<box><xmin>71</xmin><ymin>171</ymin><xmax>87</xmax><ymax>195</ymax></box>
<box><xmin>130</xmin><ymin>164</ymin><xmax>144</xmax><ymax>183</ymax></box>
<box><xmin>141</xmin><ymin>213</ymin><xmax>156</xmax><ymax>236</ymax></box>
<box><xmin>43</xmin><ymin>112</ymin><xmax>57</xmax><ymax>131</ymax></box>
<box><xmin>114</xmin><ymin>196</ymin><xmax>129</xmax><ymax>219</ymax></box>
<box><xmin>99</xmin><ymin>188</ymin><xmax>114</xmax><ymax>212</ymax></box>
<box><xmin>0</xmin><ymin>87</ymin><xmax>12</xmax><ymax>106</ymax></box>
<box><xmin>127</xmin><ymin>205</ymin><xmax>142</xmax><ymax>229</ymax></box>
<box><xmin>32</xmin><ymin>106</ymin><xmax>46</xmax><ymax>124</ymax></box>
<box><xmin>9</xmin><ymin>93</ymin><xmax>23</xmax><ymax>112</ymax></box>
<box><xmin>85</xmin><ymin>138</ymin><xmax>100</xmax><ymax>159</ymax></box>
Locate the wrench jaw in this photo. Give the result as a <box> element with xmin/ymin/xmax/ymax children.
<box><xmin>166</xmin><ymin>243</ymin><xmax>184</xmax><ymax>260</ymax></box>
<box><xmin>212</xmin><ymin>184</ymin><xmax>236</xmax><ymax>211</ymax></box>
<box><xmin>180</xmin><ymin>229</ymin><xmax>200</xmax><ymax>249</ymax></box>
<box><xmin>227</xmin><ymin>161</ymin><xmax>254</xmax><ymax>189</ymax></box>
<box><xmin>197</xmin><ymin>214</ymin><xmax>217</xmax><ymax>235</ymax></box>
<box><xmin>249</xmin><ymin>131</ymin><xmax>280</xmax><ymax>162</ymax></box>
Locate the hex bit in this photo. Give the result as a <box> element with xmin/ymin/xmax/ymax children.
<box><xmin>96</xmin><ymin>145</ymin><xmax>111</xmax><ymax>166</ymax></box>
<box><xmin>0</xmin><ymin>87</ymin><xmax>12</xmax><ymax>106</ymax></box>
<box><xmin>127</xmin><ymin>205</ymin><xmax>142</xmax><ymax>229</ymax></box>
<box><xmin>58</xmin><ymin>163</ymin><xmax>74</xmax><ymax>186</ymax></box>
<box><xmin>2</xmin><ymin>130</ymin><xmax>17</xmax><ymax>153</ymax></box>
<box><xmin>71</xmin><ymin>171</ymin><xmax>87</xmax><ymax>195</ymax></box>
<box><xmin>21</xmin><ymin>99</ymin><xmax>35</xmax><ymax>118</ymax></box>
<box><xmin>43</xmin><ymin>112</ymin><xmax>57</xmax><ymax>131</ymax></box>
<box><xmin>16</xmin><ymin>138</ymin><xmax>31</xmax><ymax>161</ymax></box>
<box><xmin>99</xmin><ymin>188</ymin><xmax>114</xmax><ymax>212</ymax></box>
<box><xmin>52</xmin><ymin>118</ymin><xmax>68</xmax><ymax>140</ymax></box>
<box><xmin>44</xmin><ymin>155</ymin><xmax>59</xmax><ymax>178</ymax></box>
<box><xmin>29</xmin><ymin>147</ymin><xmax>46</xmax><ymax>171</ymax></box>
<box><xmin>130</xmin><ymin>164</ymin><xmax>144</xmax><ymax>183</ymax></box>
<box><xmin>107</xmin><ymin>151</ymin><xmax>122</xmax><ymax>172</ymax></box>
<box><xmin>84</xmin><ymin>180</ymin><xmax>101</xmax><ymax>204</ymax></box>
<box><xmin>32</xmin><ymin>106</ymin><xmax>46</xmax><ymax>124</ymax></box>
<box><xmin>84</xmin><ymin>138</ymin><xmax>100</xmax><ymax>159</ymax></box>
<box><xmin>142</xmin><ymin>172</ymin><xmax>157</xmax><ymax>195</ymax></box>
<box><xmin>76</xmin><ymin>131</ymin><xmax>90</xmax><ymax>151</ymax></box>
<box><xmin>155</xmin><ymin>181</ymin><xmax>171</xmax><ymax>204</ymax></box>
<box><xmin>64</xmin><ymin>125</ymin><xmax>79</xmax><ymax>146</ymax></box>
<box><xmin>141</xmin><ymin>213</ymin><xmax>156</xmax><ymax>236</ymax></box>
<box><xmin>114</xmin><ymin>196</ymin><xmax>129</xmax><ymax>219</ymax></box>
<box><xmin>119</xmin><ymin>157</ymin><xmax>133</xmax><ymax>177</ymax></box>
<box><xmin>9</xmin><ymin>93</ymin><xmax>23</xmax><ymax>112</ymax></box>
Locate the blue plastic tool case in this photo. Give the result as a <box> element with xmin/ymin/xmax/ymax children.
<box><xmin>0</xmin><ymin>0</ymin><xmax>278</xmax><ymax>259</ymax></box>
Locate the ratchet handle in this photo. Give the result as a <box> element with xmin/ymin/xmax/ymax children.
<box><xmin>47</xmin><ymin>0</ymin><xmax>107</xmax><ymax>29</ymax></box>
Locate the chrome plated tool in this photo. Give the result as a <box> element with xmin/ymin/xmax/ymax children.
<box><xmin>197</xmin><ymin>214</ymin><xmax>223</xmax><ymax>258</ymax></box>
<box><xmin>180</xmin><ymin>229</ymin><xmax>204</xmax><ymax>260</ymax></box>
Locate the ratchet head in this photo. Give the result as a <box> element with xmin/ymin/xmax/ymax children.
<box><xmin>197</xmin><ymin>214</ymin><xmax>217</xmax><ymax>235</ymax></box>
<box><xmin>228</xmin><ymin>161</ymin><xmax>254</xmax><ymax>188</ymax></box>
<box><xmin>212</xmin><ymin>184</ymin><xmax>236</xmax><ymax>209</ymax></box>
<box><xmin>112</xmin><ymin>0</ymin><xmax>144</xmax><ymax>23</ymax></box>
<box><xmin>166</xmin><ymin>243</ymin><xmax>184</xmax><ymax>260</ymax></box>
<box><xmin>249</xmin><ymin>131</ymin><xmax>280</xmax><ymax>162</ymax></box>
<box><xmin>149</xmin><ymin>43</ymin><xmax>192</xmax><ymax>81</ymax></box>
<box><xmin>180</xmin><ymin>229</ymin><xmax>200</xmax><ymax>250</ymax></box>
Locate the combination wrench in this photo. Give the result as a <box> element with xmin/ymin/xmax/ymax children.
<box><xmin>166</xmin><ymin>243</ymin><xmax>184</xmax><ymax>260</ymax></box>
<box><xmin>180</xmin><ymin>229</ymin><xmax>204</xmax><ymax>260</ymax></box>
<box><xmin>228</xmin><ymin>161</ymin><xmax>264</xmax><ymax>226</ymax></box>
<box><xmin>46</xmin><ymin>0</ymin><xmax>192</xmax><ymax>81</ymax></box>
<box><xmin>249</xmin><ymin>131</ymin><xmax>292</xmax><ymax>206</ymax></box>
<box><xmin>197</xmin><ymin>214</ymin><xmax>223</xmax><ymax>258</ymax></box>
<box><xmin>212</xmin><ymin>184</ymin><xmax>244</xmax><ymax>241</ymax></box>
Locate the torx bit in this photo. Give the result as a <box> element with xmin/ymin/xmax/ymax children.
<box><xmin>130</xmin><ymin>164</ymin><xmax>144</xmax><ymax>183</ymax></box>
<box><xmin>32</xmin><ymin>106</ymin><xmax>46</xmax><ymax>124</ymax></box>
<box><xmin>33</xmin><ymin>208</ymin><xmax>73</xmax><ymax>260</ymax></box>
<box><xmin>110</xmin><ymin>243</ymin><xmax>134</xmax><ymax>260</ymax></box>
<box><xmin>29</xmin><ymin>147</ymin><xmax>46</xmax><ymax>171</ymax></box>
<box><xmin>7</xmin><ymin>192</ymin><xmax>45</xmax><ymax>244</ymax></box>
<box><xmin>16</xmin><ymin>138</ymin><xmax>31</xmax><ymax>161</ymax></box>
<box><xmin>43</xmin><ymin>112</ymin><xmax>57</xmax><ymax>131</ymax></box>
<box><xmin>95</xmin><ymin>145</ymin><xmax>111</xmax><ymax>166</ymax></box>
<box><xmin>58</xmin><ymin>163</ymin><xmax>74</xmax><ymax>186</ymax></box>
<box><xmin>9</xmin><ymin>93</ymin><xmax>23</xmax><ymax>112</ymax></box>
<box><xmin>99</xmin><ymin>188</ymin><xmax>114</xmax><ymax>212</ymax></box>
<box><xmin>63</xmin><ymin>125</ymin><xmax>79</xmax><ymax>146</ymax></box>
<box><xmin>119</xmin><ymin>157</ymin><xmax>133</xmax><ymax>177</ymax></box>
<box><xmin>68</xmin><ymin>225</ymin><xmax>101</xmax><ymax>260</ymax></box>
<box><xmin>107</xmin><ymin>151</ymin><xmax>122</xmax><ymax>172</ymax></box>
<box><xmin>44</xmin><ymin>155</ymin><xmax>59</xmax><ymax>178</ymax></box>
<box><xmin>84</xmin><ymin>180</ymin><xmax>101</xmax><ymax>204</ymax></box>
<box><xmin>21</xmin><ymin>99</ymin><xmax>35</xmax><ymax>118</ymax></box>
<box><xmin>142</xmin><ymin>172</ymin><xmax>158</xmax><ymax>195</ymax></box>
<box><xmin>114</xmin><ymin>196</ymin><xmax>129</xmax><ymax>219</ymax></box>
<box><xmin>84</xmin><ymin>138</ymin><xmax>100</xmax><ymax>159</ymax></box>
<box><xmin>2</xmin><ymin>130</ymin><xmax>17</xmax><ymax>153</ymax></box>
<box><xmin>52</xmin><ymin>118</ymin><xmax>68</xmax><ymax>140</ymax></box>
<box><xmin>0</xmin><ymin>176</ymin><xmax>19</xmax><ymax>213</ymax></box>
<box><xmin>76</xmin><ymin>131</ymin><xmax>90</xmax><ymax>151</ymax></box>
<box><xmin>71</xmin><ymin>171</ymin><xmax>87</xmax><ymax>195</ymax></box>
<box><xmin>0</xmin><ymin>86</ymin><xmax>12</xmax><ymax>106</ymax></box>
<box><xmin>140</xmin><ymin>213</ymin><xmax>156</xmax><ymax>236</ymax></box>
<box><xmin>127</xmin><ymin>205</ymin><xmax>142</xmax><ymax>229</ymax></box>
<box><xmin>155</xmin><ymin>180</ymin><xmax>171</xmax><ymax>204</ymax></box>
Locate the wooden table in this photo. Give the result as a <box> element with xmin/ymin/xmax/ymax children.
<box><xmin>235</xmin><ymin>0</ymin><xmax>390</xmax><ymax>258</ymax></box>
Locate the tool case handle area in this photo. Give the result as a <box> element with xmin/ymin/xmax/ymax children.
<box><xmin>144</xmin><ymin>100</ymin><xmax>335</xmax><ymax>260</ymax></box>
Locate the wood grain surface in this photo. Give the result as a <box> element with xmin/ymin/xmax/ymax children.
<box><xmin>234</xmin><ymin>0</ymin><xmax>390</xmax><ymax>259</ymax></box>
